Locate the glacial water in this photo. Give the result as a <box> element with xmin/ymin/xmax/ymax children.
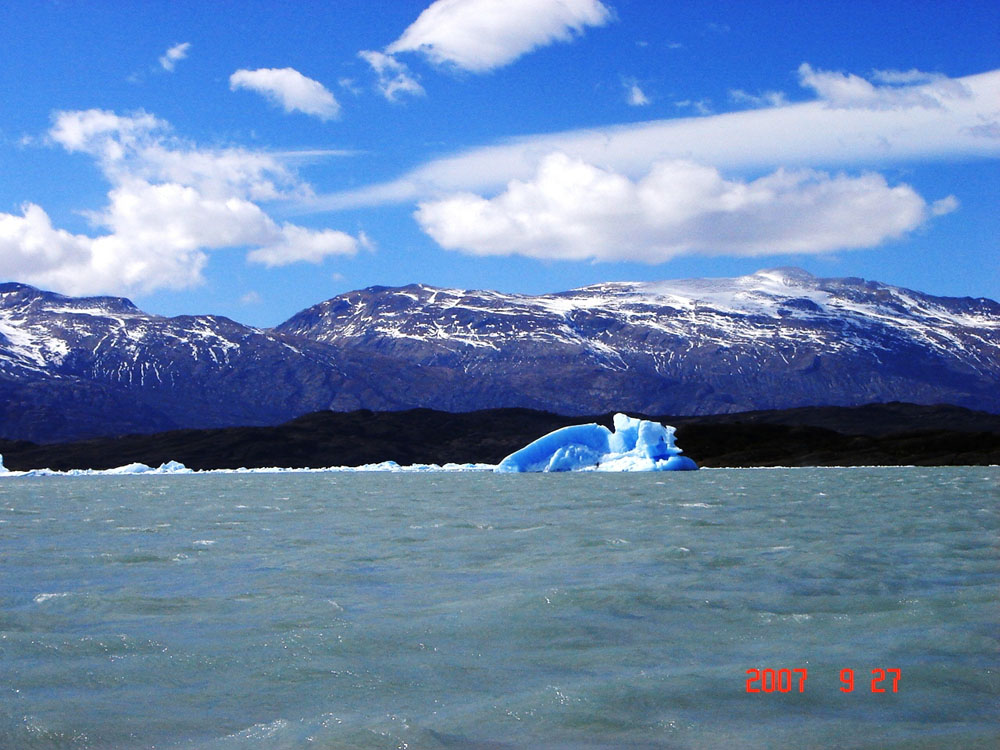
<box><xmin>0</xmin><ymin>468</ymin><xmax>997</xmax><ymax>749</ymax></box>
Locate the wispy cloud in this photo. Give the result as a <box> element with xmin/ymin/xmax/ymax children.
<box><xmin>229</xmin><ymin>68</ymin><xmax>340</xmax><ymax>120</ymax></box>
<box><xmin>159</xmin><ymin>42</ymin><xmax>191</xmax><ymax>72</ymax></box>
<box><xmin>798</xmin><ymin>63</ymin><xmax>970</xmax><ymax>110</ymax></box>
<box><xmin>0</xmin><ymin>110</ymin><xmax>362</xmax><ymax>296</ymax></box>
<box><xmin>358</xmin><ymin>50</ymin><xmax>425</xmax><ymax>101</ymax></box>
<box><xmin>303</xmin><ymin>68</ymin><xmax>1000</xmax><ymax>212</ymax></box>
<box><xmin>415</xmin><ymin>152</ymin><xmax>947</xmax><ymax>262</ymax></box>
<box><xmin>673</xmin><ymin>98</ymin><xmax>712</xmax><ymax>115</ymax></box>
<box><xmin>384</xmin><ymin>0</ymin><xmax>612</xmax><ymax>72</ymax></box>
<box><xmin>729</xmin><ymin>88</ymin><xmax>787</xmax><ymax>108</ymax></box>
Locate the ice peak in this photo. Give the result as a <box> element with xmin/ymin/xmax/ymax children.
<box><xmin>495</xmin><ymin>413</ymin><xmax>697</xmax><ymax>473</ymax></box>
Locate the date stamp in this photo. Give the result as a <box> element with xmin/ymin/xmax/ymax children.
<box><xmin>745</xmin><ymin>668</ymin><xmax>901</xmax><ymax>693</ymax></box>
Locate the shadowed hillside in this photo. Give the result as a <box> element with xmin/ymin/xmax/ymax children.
<box><xmin>2</xmin><ymin>402</ymin><xmax>998</xmax><ymax>471</ymax></box>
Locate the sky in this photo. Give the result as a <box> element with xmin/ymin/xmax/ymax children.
<box><xmin>1</xmin><ymin>0</ymin><xmax>998</xmax><ymax>327</ymax></box>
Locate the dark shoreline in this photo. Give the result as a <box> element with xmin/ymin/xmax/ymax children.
<box><xmin>3</xmin><ymin>402</ymin><xmax>999</xmax><ymax>471</ymax></box>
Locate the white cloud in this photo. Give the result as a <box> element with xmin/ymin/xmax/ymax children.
<box><xmin>384</xmin><ymin>0</ymin><xmax>611</xmax><ymax>72</ymax></box>
<box><xmin>338</xmin><ymin>77</ymin><xmax>362</xmax><ymax>95</ymax></box>
<box><xmin>358</xmin><ymin>51</ymin><xmax>425</xmax><ymax>100</ymax></box>
<box><xmin>306</xmin><ymin>68</ymin><xmax>1000</xmax><ymax>212</ymax></box>
<box><xmin>798</xmin><ymin>63</ymin><xmax>970</xmax><ymax>110</ymax></box>
<box><xmin>871</xmin><ymin>68</ymin><xmax>952</xmax><ymax>85</ymax></box>
<box><xmin>930</xmin><ymin>195</ymin><xmax>959</xmax><ymax>216</ymax></box>
<box><xmin>97</xmin><ymin>179</ymin><xmax>276</xmax><ymax>251</ymax></box>
<box><xmin>0</xmin><ymin>201</ymin><xmax>207</xmax><ymax>295</ymax></box>
<box><xmin>159</xmin><ymin>42</ymin><xmax>191</xmax><ymax>72</ymax></box>
<box><xmin>247</xmin><ymin>225</ymin><xmax>364</xmax><ymax>267</ymax></box>
<box><xmin>624</xmin><ymin>80</ymin><xmax>650</xmax><ymax>106</ymax></box>
<box><xmin>229</xmin><ymin>67</ymin><xmax>340</xmax><ymax>120</ymax></box>
<box><xmin>674</xmin><ymin>98</ymin><xmax>712</xmax><ymax>115</ymax></box>
<box><xmin>729</xmin><ymin>88</ymin><xmax>787</xmax><ymax>108</ymax></box>
<box><xmin>48</xmin><ymin>109</ymin><xmax>312</xmax><ymax>202</ymax></box>
<box><xmin>49</xmin><ymin>109</ymin><xmax>164</xmax><ymax>158</ymax></box>
<box><xmin>0</xmin><ymin>110</ymin><xmax>362</xmax><ymax>296</ymax></box>
<box><xmin>415</xmin><ymin>152</ymin><xmax>941</xmax><ymax>262</ymax></box>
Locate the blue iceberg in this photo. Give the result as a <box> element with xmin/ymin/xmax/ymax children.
<box><xmin>495</xmin><ymin>413</ymin><xmax>698</xmax><ymax>473</ymax></box>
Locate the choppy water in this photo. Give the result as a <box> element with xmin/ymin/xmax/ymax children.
<box><xmin>1</xmin><ymin>468</ymin><xmax>997</xmax><ymax>749</ymax></box>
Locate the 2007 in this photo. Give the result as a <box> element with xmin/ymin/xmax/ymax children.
<box><xmin>746</xmin><ymin>668</ymin><xmax>808</xmax><ymax>693</ymax></box>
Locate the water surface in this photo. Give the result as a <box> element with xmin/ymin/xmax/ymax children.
<box><xmin>1</xmin><ymin>468</ymin><xmax>997</xmax><ymax>748</ymax></box>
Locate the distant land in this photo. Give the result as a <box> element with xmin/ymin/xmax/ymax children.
<box><xmin>1</xmin><ymin>268</ymin><xmax>998</xmax><ymax>444</ymax></box>
<box><xmin>2</xmin><ymin>403</ymin><xmax>998</xmax><ymax>471</ymax></box>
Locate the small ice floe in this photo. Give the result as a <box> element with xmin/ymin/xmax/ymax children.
<box><xmin>495</xmin><ymin>413</ymin><xmax>699</xmax><ymax>473</ymax></box>
<box><xmin>201</xmin><ymin>461</ymin><xmax>493</xmax><ymax>474</ymax></box>
<box><xmin>105</xmin><ymin>460</ymin><xmax>192</xmax><ymax>475</ymax></box>
<box><xmin>1</xmin><ymin>460</ymin><xmax>195</xmax><ymax>477</ymax></box>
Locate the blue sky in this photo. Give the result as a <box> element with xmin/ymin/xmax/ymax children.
<box><xmin>1</xmin><ymin>0</ymin><xmax>997</xmax><ymax>327</ymax></box>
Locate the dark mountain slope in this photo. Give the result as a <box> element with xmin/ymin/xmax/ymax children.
<box><xmin>277</xmin><ymin>268</ymin><xmax>1000</xmax><ymax>417</ymax></box>
<box><xmin>1</xmin><ymin>268</ymin><xmax>998</xmax><ymax>443</ymax></box>
<box><xmin>0</xmin><ymin>282</ymin><xmax>457</xmax><ymax>442</ymax></box>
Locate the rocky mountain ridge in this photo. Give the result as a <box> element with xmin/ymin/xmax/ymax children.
<box><xmin>278</xmin><ymin>267</ymin><xmax>1000</xmax><ymax>415</ymax></box>
<box><xmin>1</xmin><ymin>268</ymin><xmax>998</xmax><ymax>442</ymax></box>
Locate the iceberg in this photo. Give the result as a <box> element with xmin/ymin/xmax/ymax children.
<box><xmin>495</xmin><ymin>413</ymin><xmax>698</xmax><ymax>473</ymax></box>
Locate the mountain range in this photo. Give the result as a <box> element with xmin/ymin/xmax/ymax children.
<box><xmin>1</xmin><ymin>267</ymin><xmax>998</xmax><ymax>443</ymax></box>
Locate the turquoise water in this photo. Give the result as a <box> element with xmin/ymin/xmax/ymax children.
<box><xmin>1</xmin><ymin>468</ymin><xmax>997</xmax><ymax>749</ymax></box>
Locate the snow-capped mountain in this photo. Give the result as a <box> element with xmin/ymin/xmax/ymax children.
<box><xmin>0</xmin><ymin>282</ymin><xmax>453</xmax><ymax>442</ymax></box>
<box><xmin>277</xmin><ymin>267</ymin><xmax>1000</xmax><ymax>416</ymax></box>
<box><xmin>2</xmin><ymin>268</ymin><xmax>998</xmax><ymax>442</ymax></box>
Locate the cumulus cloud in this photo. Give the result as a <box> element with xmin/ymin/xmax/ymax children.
<box><xmin>0</xmin><ymin>201</ymin><xmax>208</xmax><ymax>295</ymax></box>
<box><xmin>229</xmin><ymin>67</ymin><xmax>340</xmax><ymax>120</ymax></box>
<box><xmin>415</xmin><ymin>152</ymin><xmax>944</xmax><ymax>262</ymax></box>
<box><xmin>0</xmin><ymin>110</ymin><xmax>361</xmax><ymax>296</ymax></box>
<box><xmin>49</xmin><ymin>109</ymin><xmax>301</xmax><ymax>201</ymax></box>
<box><xmin>159</xmin><ymin>42</ymin><xmax>191</xmax><ymax>72</ymax></box>
<box><xmin>247</xmin><ymin>225</ymin><xmax>367</xmax><ymax>267</ymax></box>
<box><xmin>358</xmin><ymin>50</ymin><xmax>425</xmax><ymax>100</ymax></box>
<box><xmin>384</xmin><ymin>0</ymin><xmax>611</xmax><ymax>72</ymax></box>
<box><xmin>306</xmin><ymin>68</ymin><xmax>1000</xmax><ymax>212</ymax></box>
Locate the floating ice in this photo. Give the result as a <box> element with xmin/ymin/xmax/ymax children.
<box><xmin>103</xmin><ymin>460</ymin><xmax>193</xmax><ymax>475</ymax></box>
<box><xmin>0</xmin><ymin>458</ymin><xmax>493</xmax><ymax>477</ymax></box>
<box><xmin>0</xmin><ymin>460</ymin><xmax>194</xmax><ymax>477</ymax></box>
<box><xmin>495</xmin><ymin>413</ymin><xmax>698</xmax><ymax>473</ymax></box>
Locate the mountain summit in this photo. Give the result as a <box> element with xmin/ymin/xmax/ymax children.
<box><xmin>277</xmin><ymin>267</ymin><xmax>1000</xmax><ymax>415</ymax></box>
<box><xmin>2</xmin><ymin>270</ymin><xmax>998</xmax><ymax>442</ymax></box>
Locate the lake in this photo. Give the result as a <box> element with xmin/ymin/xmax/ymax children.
<box><xmin>1</xmin><ymin>467</ymin><xmax>997</xmax><ymax>748</ymax></box>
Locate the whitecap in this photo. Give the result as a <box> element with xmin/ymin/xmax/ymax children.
<box><xmin>33</xmin><ymin>592</ymin><xmax>70</xmax><ymax>603</ymax></box>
